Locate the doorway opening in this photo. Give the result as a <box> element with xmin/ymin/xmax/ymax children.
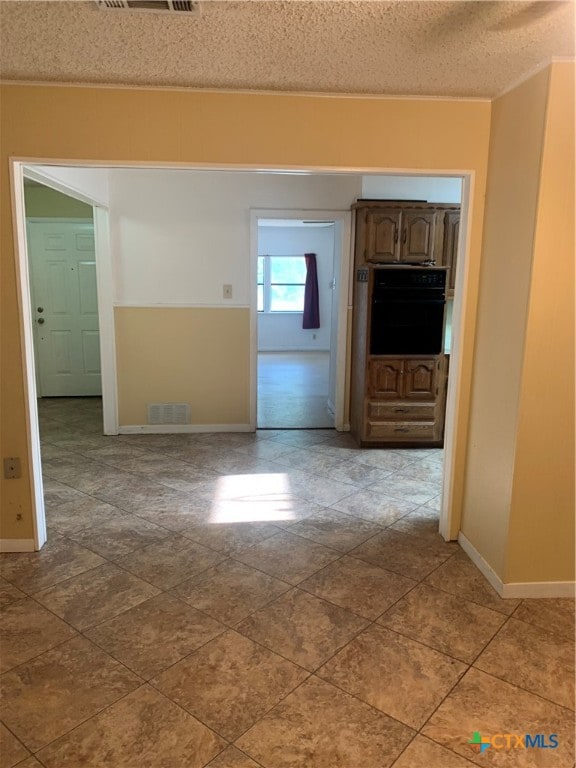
<box><xmin>256</xmin><ymin>218</ymin><xmax>338</xmax><ymax>429</ymax></box>
<box><xmin>12</xmin><ymin>163</ymin><xmax>471</xmax><ymax>552</ymax></box>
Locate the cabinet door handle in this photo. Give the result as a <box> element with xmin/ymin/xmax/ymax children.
<box><xmin>393</xmin><ymin>408</ymin><xmax>408</xmax><ymax>413</ymax></box>
<box><xmin>402</xmin><ymin>229</ymin><xmax>407</xmax><ymax>243</ymax></box>
<box><xmin>394</xmin><ymin>427</ymin><xmax>410</xmax><ymax>433</ymax></box>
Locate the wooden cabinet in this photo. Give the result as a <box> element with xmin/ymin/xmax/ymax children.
<box><xmin>362</xmin><ymin>357</ymin><xmax>446</xmax><ymax>445</ymax></box>
<box><xmin>350</xmin><ymin>199</ymin><xmax>457</xmax><ymax>448</ymax></box>
<box><xmin>354</xmin><ymin>201</ymin><xmax>460</xmax><ymax>271</ymax></box>
<box><xmin>360</xmin><ymin>206</ymin><xmax>436</xmax><ymax>264</ymax></box>
<box><xmin>442</xmin><ymin>211</ymin><xmax>460</xmax><ymax>296</ymax></box>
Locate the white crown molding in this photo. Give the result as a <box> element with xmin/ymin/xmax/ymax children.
<box><xmin>0</xmin><ymin>79</ymin><xmax>491</xmax><ymax>103</ymax></box>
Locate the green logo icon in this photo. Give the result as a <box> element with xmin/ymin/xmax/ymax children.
<box><xmin>469</xmin><ymin>732</ymin><xmax>491</xmax><ymax>753</ymax></box>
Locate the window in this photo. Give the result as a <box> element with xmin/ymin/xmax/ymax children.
<box><xmin>257</xmin><ymin>255</ymin><xmax>307</xmax><ymax>312</ymax></box>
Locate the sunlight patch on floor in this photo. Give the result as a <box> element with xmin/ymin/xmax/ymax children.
<box><xmin>210</xmin><ymin>473</ymin><xmax>296</xmax><ymax>523</ymax></box>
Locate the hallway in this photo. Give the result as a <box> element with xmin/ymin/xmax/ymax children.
<box><xmin>0</xmin><ymin>399</ymin><xmax>574</xmax><ymax>767</ymax></box>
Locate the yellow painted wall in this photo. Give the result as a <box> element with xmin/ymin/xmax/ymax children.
<box><xmin>506</xmin><ymin>63</ymin><xmax>576</xmax><ymax>583</ymax></box>
<box><xmin>0</xmin><ymin>83</ymin><xmax>492</xmax><ymax>541</ymax></box>
<box><xmin>459</xmin><ymin>69</ymin><xmax>550</xmax><ymax>576</ymax></box>
<box><xmin>24</xmin><ymin>184</ymin><xmax>93</xmax><ymax>218</ymax></box>
<box><xmin>115</xmin><ymin>307</ymin><xmax>251</xmax><ymax>426</ymax></box>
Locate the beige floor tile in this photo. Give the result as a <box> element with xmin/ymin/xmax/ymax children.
<box><xmin>369</xmin><ymin>475</ymin><xmax>441</xmax><ymax>505</ymax></box>
<box><xmin>68</xmin><ymin>513</ymin><xmax>171</xmax><ymax>558</ymax></box>
<box><xmin>389</xmin><ymin>507</ymin><xmax>459</xmax><ymax>555</ymax></box>
<box><xmin>331</xmin><ymin>489</ymin><xmax>418</xmax><ymax>524</ymax></box>
<box><xmin>206</xmin><ymin>746</ymin><xmax>262</xmax><ymax>767</ymax></box>
<box><xmin>0</xmin><ymin>636</ymin><xmax>140</xmax><ymax>752</ymax></box>
<box><xmin>236</xmin><ymin>676</ymin><xmax>414</xmax><ymax>768</ymax></box>
<box><xmin>351</xmin><ymin>529</ymin><xmax>453</xmax><ymax>580</ymax></box>
<box><xmin>513</xmin><ymin>598</ymin><xmax>575</xmax><ymax>640</ymax></box>
<box><xmin>279</xmin><ymin>469</ymin><xmax>361</xmax><ymax>507</ymax></box>
<box><xmin>318</xmin><ymin>624</ymin><xmax>467</xmax><ymax>728</ymax></box>
<box><xmin>113</xmin><ymin>535</ymin><xmax>226</xmax><ymax>589</ymax></box>
<box><xmin>11</xmin><ymin>758</ymin><xmax>43</xmax><ymax>767</ymax></box>
<box><xmin>86</xmin><ymin>593</ymin><xmax>225</xmax><ymax>679</ymax></box>
<box><xmin>378</xmin><ymin>584</ymin><xmax>507</xmax><ymax>662</ymax></box>
<box><xmin>173</xmin><ymin>560</ymin><xmax>291</xmax><ymax>625</ymax></box>
<box><xmin>34</xmin><ymin>563</ymin><xmax>160</xmax><ymax>630</ymax></box>
<box><xmin>0</xmin><ymin>598</ymin><xmax>77</xmax><ymax>673</ymax></box>
<box><xmin>424</xmin><ymin>552</ymin><xmax>521</xmax><ymax>615</ymax></box>
<box><xmin>391</xmin><ymin>735</ymin><xmax>476</xmax><ymax>767</ymax></box>
<box><xmin>299</xmin><ymin>555</ymin><xmax>416</xmax><ymax>620</ymax></box>
<box><xmin>236</xmin><ymin>588</ymin><xmax>368</xmax><ymax>671</ymax></box>
<box><xmin>0</xmin><ymin>722</ymin><xmax>30</xmax><ymax>768</ymax></box>
<box><xmin>0</xmin><ymin>577</ymin><xmax>26</xmax><ymax>609</ymax></box>
<box><xmin>285</xmin><ymin>509</ymin><xmax>382</xmax><ymax>552</ymax></box>
<box><xmin>183</xmin><ymin>522</ymin><xmax>283</xmax><ymax>555</ymax></box>
<box><xmin>125</xmin><ymin>493</ymin><xmax>213</xmax><ymax>532</ymax></box>
<box><xmin>233</xmin><ymin>531</ymin><xmax>340</xmax><ymax>585</ymax></box>
<box><xmin>37</xmin><ymin>685</ymin><xmax>225</xmax><ymax>768</ymax></box>
<box><xmin>422</xmin><ymin>668</ymin><xmax>576</xmax><ymax>767</ymax></box>
<box><xmin>474</xmin><ymin>617</ymin><xmax>575</xmax><ymax>709</ymax></box>
<box><xmin>0</xmin><ymin>537</ymin><xmax>105</xmax><ymax>594</ymax></box>
<box><xmin>151</xmin><ymin>630</ymin><xmax>308</xmax><ymax>740</ymax></box>
<box><xmin>47</xmin><ymin>496</ymin><xmax>124</xmax><ymax>535</ymax></box>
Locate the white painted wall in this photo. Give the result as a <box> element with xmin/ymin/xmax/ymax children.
<box><xmin>257</xmin><ymin>225</ymin><xmax>335</xmax><ymax>351</ymax></box>
<box><xmin>26</xmin><ymin>165</ymin><xmax>110</xmax><ymax>207</ymax></box>
<box><xmin>108</xmin><ymin>169</ymin><xmax>361</xmax><ymax>306</ymax></box>
<box><xmin>361</xmin><ymin>175</ymin><xmax>462</xmax><ymax>203</ymax></box>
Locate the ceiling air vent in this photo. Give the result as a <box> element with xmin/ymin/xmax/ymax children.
<box><xmin>96</xmin><ymin>1</ymin><xmax>200</xmax><ymax>15</ymax></box>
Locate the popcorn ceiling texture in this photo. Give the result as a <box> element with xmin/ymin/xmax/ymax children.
<box><xmin>0</xmin><ymin>1</ymin><xmax>574</xmax><ymax>98</ymax></box>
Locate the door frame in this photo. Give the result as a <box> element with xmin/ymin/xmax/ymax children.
<box><xmin>10</xmin><ymin>163</ymin><xmax>117</xmax><ymax>550</ymax></box>
<box><xmin>250</xmin><ymin>209</ymin><xmax>352</xmax><ymax>432</ymax></box>
<box><xmin>10</xmin><ymin>160</ymin><xmax>473</xmax><ymax>551</ymax></box>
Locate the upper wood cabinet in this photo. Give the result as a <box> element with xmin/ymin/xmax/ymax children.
<box><xmin>359</xmin><ymin>206</ymin><xmax>436</xmax><ymax>264</ymax></box>
<box><xmin>353</xmin><ymin>201</ymin><xmax>460</xmax><ymax>271</ymax></box>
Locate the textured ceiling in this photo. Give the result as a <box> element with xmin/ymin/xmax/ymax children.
<box><xmin>0</xmin><ymin>0</ymin><xmax>574</xmax><ymax>98</ymax></box>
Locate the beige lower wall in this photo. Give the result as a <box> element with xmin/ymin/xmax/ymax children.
<box><xmin>506</xmin><ymin>63</ymin><xmax>576</xmax><ymax>583</ymax></box>
<box><xmin>115</xmin><ymin>307</ymin><xmax>251</xmax><ymax>426</ymax></box>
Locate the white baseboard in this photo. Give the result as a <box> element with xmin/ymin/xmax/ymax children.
<box><xmin>0</xmin><ymin>538</ymin><xmax>36</xmax><ymax>553</ymax></box>
<box><xmin>458</xmin><ymin>532</ymin><xmax>504</xmax><ymax>596</ymax></box>
<box><xmin>458</xmin><ymin>532</ymin><xmax>576</xmax><ymax>599</ymax></box>
<box><xmin>501</xmin><ymin>581</ymin><xmax>576</xmax><ymax>599</ymax></box>
<box><xmin>118</xmin><ymin>424</ymin><xmax>253</xmax><ymax>434</ymax></box>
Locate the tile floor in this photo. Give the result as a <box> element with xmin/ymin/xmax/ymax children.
<box><xmin>0</xmin><ymin>397</ymin><xmax>574</xmax><ymax>767</ymax></box>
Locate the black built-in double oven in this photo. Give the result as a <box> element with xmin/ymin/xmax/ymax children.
<box><xmin>369</xmin><ymin>267</ymin><xmax>446</xmax><ymax>356</ymax></box>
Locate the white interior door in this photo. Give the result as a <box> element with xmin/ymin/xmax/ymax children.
<box><xmin>27</xmin><ymin>219</ymin><xmax>102</xmax><ymax>396</ymax></box>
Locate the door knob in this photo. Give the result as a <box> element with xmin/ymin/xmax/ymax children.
<box><xmin>37</xmin><ymin>318</ymin><xmax>45</xmax><ymax>325</ymax></box>
<box><xmin>37</xmin><ymin>307</ymin><xmax>44</xmax><ymax>313</ymax></box>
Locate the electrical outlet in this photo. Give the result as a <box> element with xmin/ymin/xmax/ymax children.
<box><xmin>3</xmin><ymin>457</ymin><xmax>21</xmax><ymax>479</ymax></box>
<box><xmin>223</xmin><ymin>284</ymin><xmax>233</xmax><ymax>299</ymax></box>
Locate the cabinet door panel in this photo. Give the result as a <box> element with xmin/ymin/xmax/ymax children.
<box><xmin>403</xmin><ymin>359</ymin><xmax>438</xmax><ymax>400</ymax></box>
<box><xmin>401</xmin><ymin>211</ymin><xmax>436</xmax><ymax>263</ymax></box>
<box><xmin>442</xmin><ymin>211</ymin><xmax>460</xmax><ymax>295</ymax></box>
<box><xmin>368</xmin><ymin>359</ymin><xmax>404</xmax><ymax>399</ymax></box>
<box><xmin>365</xmin><ymin>210</ymin><xmax>401</xmax><ymax>263</ymax></box>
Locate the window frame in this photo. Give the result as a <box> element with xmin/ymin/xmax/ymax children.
<box><xmin>257</xmin><ymin>254</ymin><xmax>307</xmax><ymax>313</ymax></box>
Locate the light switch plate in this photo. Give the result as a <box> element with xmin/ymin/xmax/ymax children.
<box><xmin>223</xmin><ymin>284</ymin><xmax>233</xmax><ymax>299</ymax></box>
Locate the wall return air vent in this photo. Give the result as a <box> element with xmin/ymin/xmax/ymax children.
<box><xmin>147</xmin><ymin>403</ymin><xmax>191</xmax><ymax>425</ymax></box>
<box><xmin>96</xmin><ymin>1</ymin><xmax>200</xmax><ymax>15</ymax></box>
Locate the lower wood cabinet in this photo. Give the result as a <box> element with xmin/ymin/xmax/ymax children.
<box><xmin>352</xmin><ymin>355</ymin><xmax>447</xmax><ymax>447</ymax></box>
